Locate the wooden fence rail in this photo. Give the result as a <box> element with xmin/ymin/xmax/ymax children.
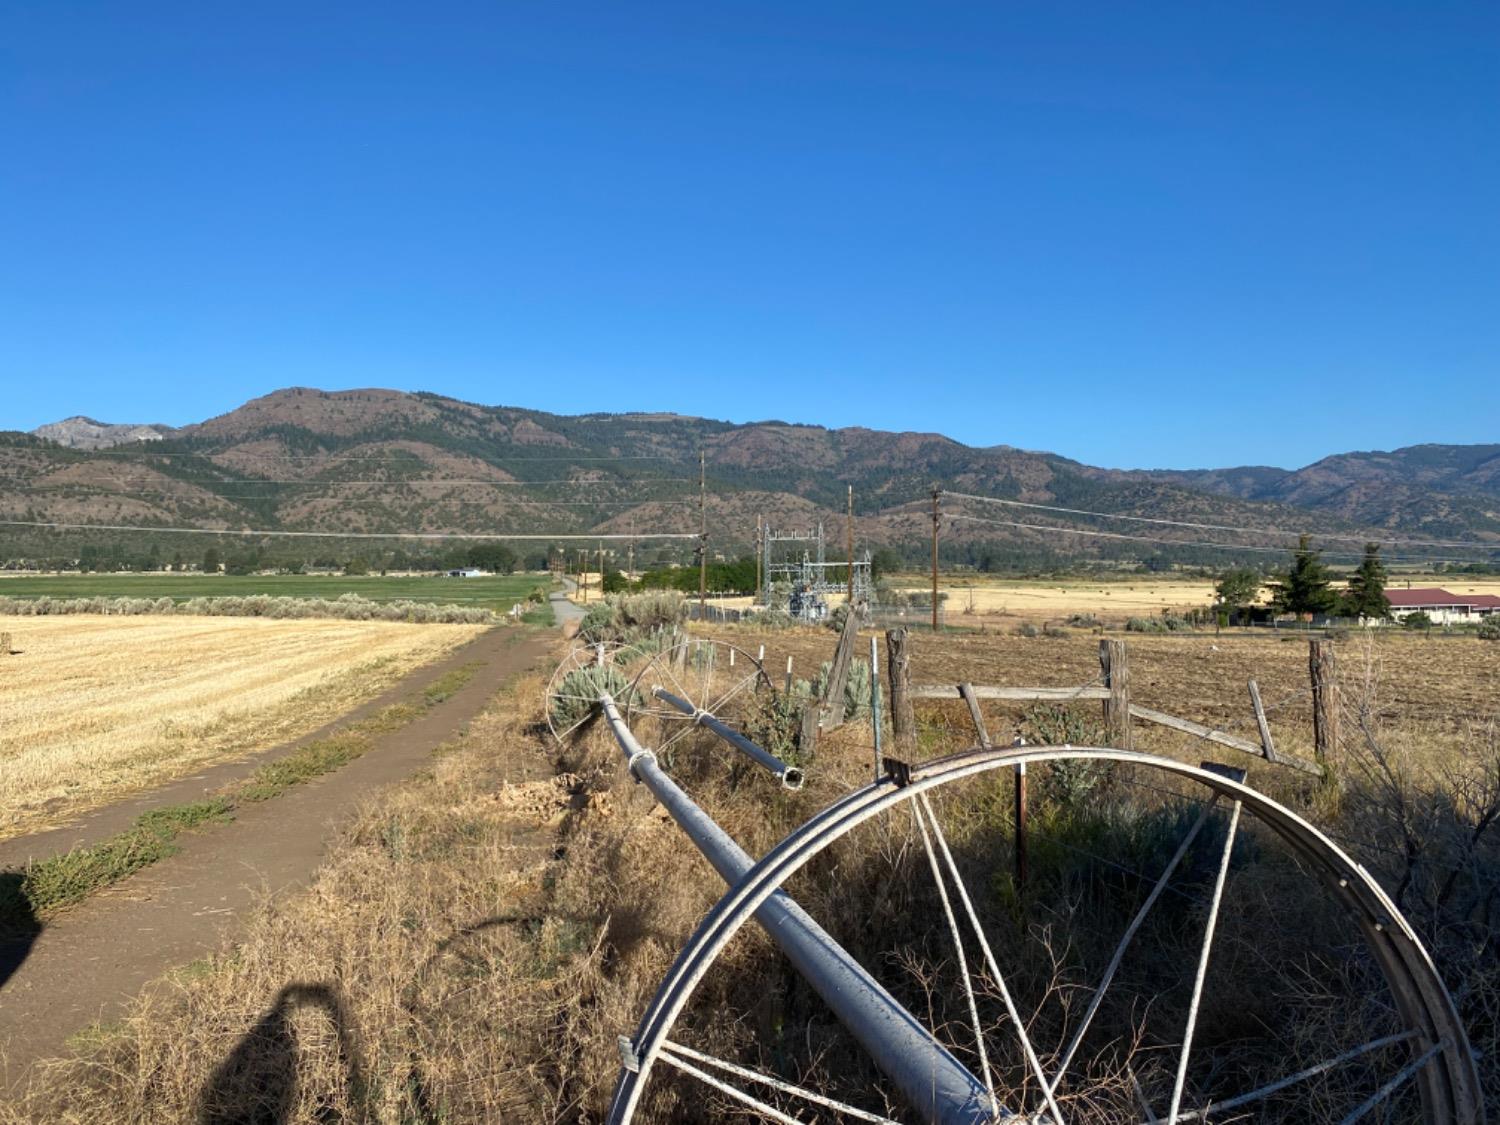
<box><xmin>910</xmin><ymin>684</ymin><xmax>1111</xmax><ymax>702</ymax></box>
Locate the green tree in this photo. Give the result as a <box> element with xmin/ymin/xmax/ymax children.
<box><xmin>1268</xmin><ymin>535</ymin><xmax>1337</xmax><ymax>617</ymax></box>
<box><xmin>1342</xmin><ymin>543</ymin><xmax>1390</xmax><ymax>619</ymax></box>
<box><xmin>870</xmin><ymin>548</ymin><xmax>903</xmax><ymax>581</ymax></box>
<box><xmin>1214</xmin><ymin>567</ymin><xmax>1261</xmax><ymax>612</ymax></box>
<box><xmin>465</xmin><ymin>544</ymin><xmax>517</xmax><ymax>574</ymax></box>
<box><xmin>202</xmin><ymin>547</ymin><xmax>220</xmax><ymax>574</ymax></box>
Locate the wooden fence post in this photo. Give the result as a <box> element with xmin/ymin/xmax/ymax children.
<box><xmin>821</xmin><ymin>604</ymin><xmax>862</xmax><ymax>730</ymax></box>
<box><xmin>0</xmin><ymin>632</ymin><xmax>10</xmax><ymax>657</ymax></box>
<box><xmin>885</xmin><ymin>628</ymin><xmax>915</xmax><ymax>751</ymax></box>
<box><xmin>1100</xmin><ymin>638</ymin><xmax>1132</xmax><ymax>750</ymax></box>
<box><xmin>1310</xmin><ymin>639</ymin><xmax>1339</xmax><ymax>763</ymax></box>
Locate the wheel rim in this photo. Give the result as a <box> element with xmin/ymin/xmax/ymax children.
<box><xmin>609</xmin><ymin>747</ymin><xmax>1483</xmax><ymax>1124</ymax></box>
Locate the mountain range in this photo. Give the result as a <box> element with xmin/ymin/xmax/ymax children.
<box><xmin>2</xmin><ymin>387</ymin><xmax>1497</xmax><ymax>568</ymax></box>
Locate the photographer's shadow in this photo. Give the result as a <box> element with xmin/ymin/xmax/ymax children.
<box><xmin>198</xmin><ymin>982</ymin><xmax>364</xmax><ymax>1125</ymax></box>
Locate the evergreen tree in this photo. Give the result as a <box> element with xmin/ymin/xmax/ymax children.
<box><xmin>1214</xmin><ymin>567</ymin><xmax>1261</xmax><ymax>612</ymax></box>
<box><xmin>1343</xmin><ymin>543</ymin><xmax>1390</xmax><ymax>619</ymax></box>
<box><xmin>1269</xmin><ymin>535</ymin><xmax>1337</xmax><ymax>617</ymax></box>
<box><xmin>202</xmin><ymin>547</ymin><xmax>220</xmax><ymax>574</ymax></box>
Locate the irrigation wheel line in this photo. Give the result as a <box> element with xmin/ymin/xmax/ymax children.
<box><xmin>544</xmin><ymin>639</ymin><xmax>631</xmax><ymax>743</ymax></box>
<box><xmin>621</xmin><ymin>637</ymin><xmax>774</xmax><ymax>758</ymax></box>
<box><xmin>608</xmin><ymin>747</ymin><xmax>1484</xmax><ymax>1125</ymax></box>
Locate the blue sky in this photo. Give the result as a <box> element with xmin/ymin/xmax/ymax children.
<box><xmin>2</xmin><ymin>3</ymin><xmax>1495</xmax><ymax>469</ymax></box>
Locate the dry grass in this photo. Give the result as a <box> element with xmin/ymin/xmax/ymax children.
<box><xmin>900</xmin><ymin>574</ymin><xmax>1500</xmax><ymax>624</ymax></box>
<box><xmin>3</xmin><ymin>628</ymin><xmax>1494</xmax><ymax>1121</ymax></box>
<box><xmin>0</xmin><ymin>616</ymin><xmax>484</xmax><ymax>839</ymax></box>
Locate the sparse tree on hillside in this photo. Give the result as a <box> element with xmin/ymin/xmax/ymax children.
<box><xmin>1343</xmin><ymin>543</ymin><xmax>1390</xmax><ymax>620</ymax></box>
<box><xmin>1269</xmin><ymin>535</ymin><xmax>1337</xmax><ymax>617</ymax></box>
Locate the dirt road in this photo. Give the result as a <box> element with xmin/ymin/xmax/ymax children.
<box><xmin>0</xmin><ymin>626</ymin><xmax>553</xmax><ymax>1088</ymax></box>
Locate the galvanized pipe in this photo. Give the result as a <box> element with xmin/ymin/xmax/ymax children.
<box><xmin>598</xmin><ymin>694</ymin><xmax>995</xmax><ymax>1124</ymax></box>
<box><xmin>650</xmin><ymin>685</ymin><xmax>805</xmax><ymax>790</ymax></box>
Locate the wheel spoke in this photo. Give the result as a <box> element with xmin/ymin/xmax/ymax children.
<box><xmin>1169</xmin><ymin>1030</ymin><xmax>1418</xmax><ymax>1122</ymax></box>
<box><xmin>918</xmin><ymin>792</ymin><xmax>1067</xmax><ymax>1125</ymax></box>
<box><xmin>1045</xmin><ymin>800</ymin><xmax>1218</xmax><ymax>1099</ymax></box>
<box><xmin>1335</xmin><ymin>1039</ymin><xmax>1445</xmax><ymax>1125</ymax></box>
<box><xmin>705</xmin><ymin>668</ymin><xmax>762</xmax><ymax>718</ymax></box>
<box><xmin>910</xmin><ymin>800</ymin><xmax>998</xmax><ymax>1116</ymax></box>
<box><xmin>1165</xmin><ymin>799</ymin><xmax>1242</xmax><ymax>1124</ymax></box>
<box><xmin>659</xmin><ymin>1040</ymin><xmax>902</xmax><ymax>1123</ymax></box>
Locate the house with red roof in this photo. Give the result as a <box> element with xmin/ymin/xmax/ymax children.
<box><xmin>1384</xmin><ymin>587</ymin><xmax>1500</xmax><ymax>625</ymax></box>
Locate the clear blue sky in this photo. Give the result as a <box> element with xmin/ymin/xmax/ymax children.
<box><xmin>3</xmin><ymin>3</ymin><xmax>1495</xmax><ymax>469</ymax></box>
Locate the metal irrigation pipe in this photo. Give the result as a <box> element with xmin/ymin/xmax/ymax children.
<box><xmin>597</xmin><ymin>694</ymin><xmax>995</xmax><ymax>1125</ymax></box>
<box><xmin>649</xmin><ymin>686</ymin><xmax>805</xmax><ymax>790</ymax></box>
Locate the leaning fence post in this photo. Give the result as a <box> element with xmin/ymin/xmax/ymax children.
<box><xmin>1248</xmin><ymin>679</ymin><xmax>1279</xmax><ymax>764</ymax></box>
<box><xmin>1100</xmin><ymin>638</ymin><xmax>1132</xmax><ymax>750</ymax></box>
<box><xmin>885</xmin><ymin>627</ymin><xmax>915</xmax><ymax>752</ymax></box>
<box><xmin>1310</xmin><ymin>639</ymin><xmax>1339</xmax><ymax>763</ymax></box>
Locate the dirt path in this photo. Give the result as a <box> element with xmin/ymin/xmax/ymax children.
<box><xmin>0</xmin><ymin>627</ymin><xmax>554</xmax><ymax>1089</ymax></box>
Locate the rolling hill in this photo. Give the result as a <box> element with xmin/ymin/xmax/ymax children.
<box><xmin>3</xmin><ymin>387</ymin><xmax>1497</xmax><ymax>570</ymax></box>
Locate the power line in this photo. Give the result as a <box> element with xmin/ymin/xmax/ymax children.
<box><xmin>32</xmin><ymin>476</ymin><xmax>695</xmax><ymax>487</ymax></box>
<box><xmin>20</xmin><ymin>489</ymin><xmax>698</xmax><ymax>508</ymax></box>
<box><xmin>946</xmin><ymin>513</ymin><xmax>1496</xmax><ymax>564</ymax></box>
<box><xmin>40</xmin><ymin>450</ymin><xmax>682</xmax><ymax>462</ymax></box>
<box><xmin>0</xmin><ymin>519</ymin><xmax>696</xmax><ymax>542</ymax></box>
<box><xmin>945</xmin><ymin>490</ymin><xmax>1500</xmax><ymax>552</ymax></box>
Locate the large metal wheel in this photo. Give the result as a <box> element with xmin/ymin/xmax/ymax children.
<box><xmin>544</xmin><ymin>639</ymin><xmax>632</xmax><ymax>743</ymax></box>
<box><xmin>609</xmin><ymin>747</ymin><xmax>1483</xmax><ymax>1124</ymax></box>
<box><xmin>621</xmin><ymin>636</ymin><xmax>779</xmax><ymax>768</ymax></box>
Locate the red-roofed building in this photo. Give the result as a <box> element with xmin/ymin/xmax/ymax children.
<box><xmin>1384</xmin><ymin>587</ymin><xmax>1500</xmax><ymax>623</ymax></box>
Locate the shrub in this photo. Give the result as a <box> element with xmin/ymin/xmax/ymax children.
<box><xmin>1125</xmin><ymin>616</ymin><xmax>1164</xmax><ymax>633</ymax></box>
<box><xmin>0</xmin><ymin>594</ymin><xmax>496</xmax><ymax>625</ymax></box>
<box><xmin>744</xmin><ymin>680</ymin><xmax>813</xmax><ymax>763</ymax></box>
<box><xmin>1478</xmin><ymin>617</ymin><xmax>1500</xmax><ymax>641</ymax></box>
<box><xmin>1015</xmin><ymin>622</ymin><xmax>1040</xmax><ymax>638</ymax></box>
<box><xmin>1402</xmin><ymin>611</ymin><xmax>1434</xmax><ymax>630</ymax></box>
<box><xmin>548</xmin><ymin>664</ymin><xmax>638</xmax><ymax>734</ymax></box>
<box><xmin>577</xmin><ymin>602</ymin><xmax>619</xmax><ymax>644</ymax></box>
<box><xmin>813</xmin><ymin>658</ymin><xmax>873</xmax><ymax>723</ymax></box>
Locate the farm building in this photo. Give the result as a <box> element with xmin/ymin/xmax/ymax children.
<box><xmin>1384</xmin><ymin>586</ymin><xmax>1500</xmax><ymax>624</ymax></box>
<box><xmin>444</xmin><ymin>567</ymin><xmax>488</xmax><ymax>578</ymax></box>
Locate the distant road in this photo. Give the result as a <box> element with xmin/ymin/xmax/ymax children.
<box><xmin>551</xmin><ymin>578</ymin><xmax>585</xmax><ymax>626</ymax></box>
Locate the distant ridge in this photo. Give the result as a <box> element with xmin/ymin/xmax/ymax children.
<box><xmin>5</xmin><ymin>388</ymin><xmax>1498</xmax><ymax>563</ymax></box>
<box><xmin>31</xmin><ymin>416</ymin><xmax>177</xmax><ymax>451</ymax></box>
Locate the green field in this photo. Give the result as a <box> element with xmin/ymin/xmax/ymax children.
<box><xmin>0</xmin><ymin>573</ymin><xmax>555</xmax><ymax>614</ymax></box>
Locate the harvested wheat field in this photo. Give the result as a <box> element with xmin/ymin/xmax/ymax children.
<box><xmin>0</xmin><ymin>616</ymin><xmax>486</xmax><ymax>838</ymax></box>
<box><xmin>893</xmin><ymin>574</ymin><xmax>1500</xmax><ymax>624</ymax></box>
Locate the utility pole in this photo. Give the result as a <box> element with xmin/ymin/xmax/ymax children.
<box><xmin>755</xmin><ymin>514</ymin><xmax>763</xmax><ymax>608</ymax></box>
<box><xmin>846</xmin><ymin>485</ymin><xmax>855</xmax><ymax>607</ymax></box>
<box><xmin>698</xmin><ymin>450</ymin><xmax>707</xmax><ymax>620</ymax></box>
<box><xmin>579</xmin><ymin>549</ymin><xmax>588</xmax><ymax>604</ymax></box>
<box><xmin>931</xmin><ymin>488</ymin><xmax>941</xmax><ymax>633</ymax></box>
<box><xmin>598</xmin><ymin>541</ymin><xmax>605</xmax><ymax>595</ymax></box>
